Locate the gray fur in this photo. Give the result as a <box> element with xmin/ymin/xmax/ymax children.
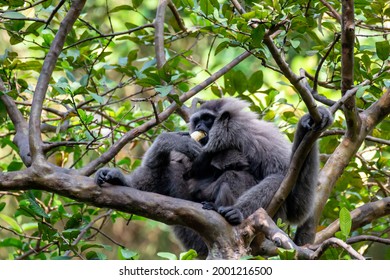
<box><xmin>95</xmin><ymin>97</ymin><xmax>333</xmax><ymax>258</ymax></box>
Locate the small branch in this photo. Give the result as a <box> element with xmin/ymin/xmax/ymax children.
<box><xmin>313</xmin><ymin>33</ymin><xmax>341</xmax><ymax>92</ymax></box>
<box><xmin>305</xmin><ymin>89</ymin><xmax>390</xmax><ymax>242</ymax></box>
<box><xmin>319</xmin><ymin>0</ymin><xmax>342</xmax><ymax>23</ymax></box>
<box><xmin>322</xmin><ymin>129</ymin><xmax>390</xmax><ymax>145</ymax></box>
<box><xmin>167</xmin><ymin>0</ymin><xmax>186</xmax><ymax>32</ymax></box>
<box><xmin>63</xmin><ymin>209</ymin><xmax>113</xmax><ymax>257</ymax></box>
<box><xmin>64</xmin><ymin>24</ymin><xmax>155</xmax><ymax>50</ymax></box>
<box><xmin>347</xmin><ymin>235</ymin><xmax>390</xmax><ymax>246</ymax></box>
<box><xmin>263</xmin><ymin>32</ymin><xmax>321</xmax><ymax>123</ymax></box>
<box><xmin>154</xmin><ymin>0</ymin><xmax>190</xmax><ymax>121</ymax></box>
<box><xmin>231</xmin><ymin>0</ymin><xmax>246</xmax><ymax>14</ymax></box>
<box><xmin>310</xmin><ymin>237</ymin><xmax>365</xmax><ymax>260</ymax></box>
<box><xmin>44</xmin><ymin>0</ymin><xmax>66</xmax><ymax>28</ymax></box>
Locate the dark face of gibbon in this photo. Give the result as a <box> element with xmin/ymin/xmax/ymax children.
<box><xmin>189</xmin><ymin>99</ymin><xmax>226</xmax><ymax>146</ymax></box>
<box><xmin>189</xmin><ymin>112</ymin><xmax>215</xmax><ymax>146</ymax></box>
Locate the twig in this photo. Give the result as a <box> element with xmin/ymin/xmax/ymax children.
<box><xmin>310</xmin><ymin>237</ymin><xmax>365</xmax><ymax>259</ymax></box>
<box><xmin>263</xmin><ymin>33</ymin><xmax>321</xmax><ymax>123</ymax></box>
<box><xmin>44</xmin><ymin>0</ymin><xmax>66</xmax><ymax>28</ymax></box>
<box><xmin>321</xmin><ymin>129</ymin><xmax>390</xmax><ymax>145</ymax></box>
<box><xmin>319</xmin><ymin>0</ymin><xmax>342</xmax><ymax>23</ymax></box>
<box><xmin>64</xmin><ymin>24</ymin><xmax>155</xmax><ymax>50</ymax></box>
<box><xmin>63</xmin><ymin>209</ymin><xmax>113</xmax><ymax>257</ymax></box>
<box><xmin>347</xmin><ymin>235</ymin><xmax>390</xmax><ymax>245</ymax></box>
<box><xmin>313</xmin><ymin>33</ymin><xmax>341</xmax><ymax>92</ymax></box>
<box><xmin>168</xmin><ymin>0</ymin><xmax>186</xmax><ymax>32</ymax></box>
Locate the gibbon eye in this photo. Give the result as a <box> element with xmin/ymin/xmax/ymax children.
<box><xmin>201</xmin><ymin>114</ymin><xmax>215</xmax><ymax>127</ymax></box>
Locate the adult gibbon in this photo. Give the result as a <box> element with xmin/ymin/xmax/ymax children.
<box><xmin>95</xmin><ymin>98</ymin><xmax>333</xmax><ymax>258</ymax></box>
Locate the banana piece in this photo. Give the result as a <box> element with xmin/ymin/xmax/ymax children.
<box><xmin>190</xmin><ymin>131</ymin><xmax>207</xmax><ymax>142</ymax></box>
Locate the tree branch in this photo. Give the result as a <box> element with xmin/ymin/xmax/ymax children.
<box><xmin>168</xmin><ymin>0</ymin><xmax>187</xmax><ymax>32</ymax></box>
<box><xmin>233</xmin><ymin>1</ymin><xmax>322</xmax><ymax>124</ymax></box>
<box><xmin>29</xmin><ymin>0</ymin><xmax>86</xmax><ymax>164</ymax></box>
<box><xmin>310</xmin><ymin>237</ymin><xmax>365</xmax><ymax>260</ymax></box>
<box><xmin>0</xmin><ymin>78</ymin><xmax>31</xmax><ymax>166</ymax></box>
<box><xmin>319</xmin><ymin>0</ymin><xmax>342</xmax><ymax>23</ymax></box>
<box><xmin>314</xmin><ymin>197</ymin><xmax>390</xmax><ymax>244</ymax></box>
<box><xmin>300</xmin><ymin>88</ymin><xmax>390</xmax><ymax>243</ymax></box>
<box><xmin>341</xmin><ymin>0</ymin><xmax>361</xmax><ymax>140</ymax></box>
<box><xmin>263</xmin><ymin>32</ymin><xmax>321</xmax><ymax>123</ymax></box>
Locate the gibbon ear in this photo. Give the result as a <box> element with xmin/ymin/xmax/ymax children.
<box><xmin>219</xmin><ymin>111</ymin><xmax>230</xmax><ymax>121</ymax></box>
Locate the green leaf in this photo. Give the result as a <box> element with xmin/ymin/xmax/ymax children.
<box><xmin>376</xmin><ymin>40</ymin><xmax>390</xmax><ymax>61</ymax></box>
<box><xmin>25</xmin><ymin>22</ymin><xmax>44</xmax><ymax>36</ymax></box>
<box><xmin>0</xmin><ymin>202</ymin><xmax>6</xmax><ymax>212</ymax></box>
<box><xmin>291</xmin><ymin>39</ymin><xmax>300</xmax><ymax>49</ymax></box>
<box><xmin>277</xmin><ymin>248</ymin><xmax>296</xmax><ymax>260</ymax></box>
<box><xmin>132</xmin><ymin>0</ymin><xmax>142</xmax><ymax>9</ymax></box>
<box><xmin>339</xmin><ymin>207</ymin><xmax>352</xmax><ymax>238</ymax></box>
<box><xmin>26</xmin><ymin>190</ymin><xmax>50</xmax><ymax>219</ymax></box>
<box><xmin>0</xmin><ymin>237</ymin><xmax>23</xmax><ymax>249</ymax></box>
<box><xmin>2</xmin><ymin>11</ymin><xmax>26</xmax><ymax>19</ymax></box>
<box><xmin>215</xmin><ymin>41</ymin><xmax>229</xmax><ymax>55</ymax></box>
<box><xmin>356</xmin><ymin>85</ymin><xmax>370</xmax><ymax>98</ymax></box>
<box><xmin>89</xmin><ymin>92</ymin><xmax>104</xmax><ymax>104</ymax></box>
<box><xmin>119</xmin><ymin>248</ymin><xmax>139</xmax><ymax>260</ymax></box>
<box><xmin>81</xmin><ymin>243</ymin><xmax>106</xmax><ymax>252</ymax></box>
<box><xmin>251</xmin><ymin>25</ymin><xmax>265</xmax><ymax>48</ymax></box>
<box><xmin>86</xmin><ymin>251</ymin><xmax>107</xmax><ymax>260</ymax></box>
<box><xmin>7</xmin><ymin>161</ymin><xmax>23</xmax><ymax>171</ymax></box>
<box><xmin>157</xmin><ymin>252</ymin><xmax>178</xmax><ymax>260</ymax></box>
<box><xmin>231</xmin><ymin>70</ymin><xmax>247</xmax><ymax>94</ymax></box>
<box><xmin>21</xmin><ymin>222</ymin><xmax>38</xmax><ymax>231</ymax></box>
<box><xmin>248</xmin><ymin>70</ymin><xmax>264</xmax><ymax>93</ymax></box>
<box><xmin>180</xmin><ymin>249</ymin><xmax>198</xmax><ymax>260</ymax></box>
<box><xmin>110</xmin><ymin>5</ymin><xmax>134</xmax><ymax>13</ymax></box>
<box><xmin>155</xmin><ymin>85</ymin><xmax>173</xmax><ymax>97</ymax></box>
<box><xmin>0</xmin><ymin>213</ymin><xmax>23</xmax><ymax>233</ymax></box>
<box><xmin>200</xmin><ymin>0</ymin><xmax>213</xmax><ymax>15</ymax></box>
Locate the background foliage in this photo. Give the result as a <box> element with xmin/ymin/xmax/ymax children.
<box><xmin>0</xmin><ymin>0</ymin><xmax>389</xmax><ymax>259</ymax></box>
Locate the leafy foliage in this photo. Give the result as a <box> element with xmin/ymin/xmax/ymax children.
<box><xmin>0</xmin><ymin>0</ymin><xmax>389</xmax><ymax>259</ymax></box>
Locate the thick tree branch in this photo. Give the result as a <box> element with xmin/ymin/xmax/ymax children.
<box><xmin>314</xmin><ymin>197</ymin><xmax>390</xmax><ymax>244</ymax></box>
<box><xmin>0</xmin><ymin>166</ymin><xmax>364</xmax><ymax>259</ymax></box>
<box><xmin>0</xmin><ymin>78</ymin><xmax>31</xmax><ymax>166</ymax></box>
<box><xmin>341</xmin><ymin>0</ymin><xmax>361</xmax><ymax>140</ymax></box>
<box><xmin>300</xmin><ymin>88</ymin><xmax>390</xmax><ymax>242</ymax></box>
<box><xmin>0</xmin><ymin>167</ymin><xmax>250</xmax><ymax>259</ymax></box>
<box><xmin>154</xmin><ymin>0</ymin><xmax>168</xmax><ymax>69</ymax></box>
<box><xmin>29</xmin><ymin>0</ymin><xmax>86</xmax><ymax>164</ymax></box>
